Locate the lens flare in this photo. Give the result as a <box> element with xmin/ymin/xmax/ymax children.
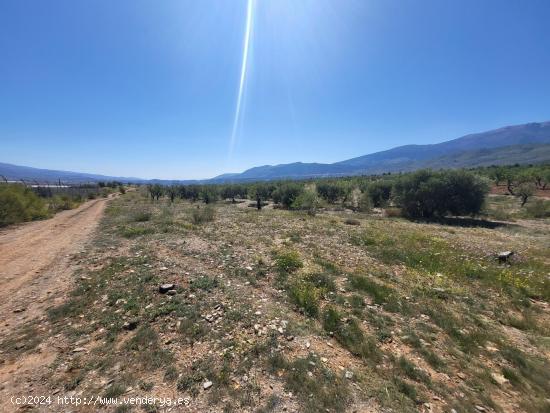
<box><xmin>229</xmin><ymin>0</ymin><xmax>255</xmax><ymax>157</ymax></box>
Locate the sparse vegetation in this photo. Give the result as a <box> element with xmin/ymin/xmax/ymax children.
<box><xmin>2</xmin><ymin>163</ymin><xmax>549</xmax><ymax>413</ymax></box>
<box><xmin>191</xmin><ymin>205</ymin><xmax>215</xmax><ymax>224</ymax></box>
<box><xmin>0</xmin><ymin>184</ymin><xmax>48</xmax><ymax>226</ymax></box>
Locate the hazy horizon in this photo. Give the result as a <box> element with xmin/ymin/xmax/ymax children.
<box><xmin>2</xmin><ymin>0</ymin><xmax>550</xmax><ymax>179</ymax></box>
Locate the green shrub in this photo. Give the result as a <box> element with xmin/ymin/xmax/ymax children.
<box><xmin>0</xmin><ymin>184</ymin><xmax>48</xmax><ymax>226</ymax></box>
<box><xmin>120</xmin><ymin>225</ymin><xmax>154</xmax><ymax>238</ymax></box>
<box><xmin>524</xmin><ymin>198</ymin><xmax>550</xmax><ymax>218</ymax></box>
<box><xmin>190</xmin><ymin>275</ymin><xmax>218</xmax><ymax>291</ymax></box>
<box><xmin>305</xmin><ymin>272</ymin><xmax>336</xmax><ymax>292</ymax></box>
<box><xmin>357</xmin><ymin>192</ymin><xmax>372</xmax><ymax>212</ymax></box>
<box><xmin>289</xmin><ymin>280</ymin><xmax>320</xmax><ymax>317</ymax></box>
<box><xmin>292</xmin><ymin>189</ymin><xmax>321</xmax><ymax>215</ymax></box>
<box><xmin>272</xmin><ymin>183</ymin><xmax>304</xmax><ymax>208</ymax></box>
<box><xmin>191</xmin><ymin>206</ymin><xmax>215</xmax><ymax>224</ymax></box>
<box><xmin>275</xmin><ymin>250</ymin><xmax>303</xmax><ymax>273</ymax></box>
<box><xmin>367</xmin><ymin>180</ymin><xmax>393</xmax><ymax>207</ymax></box>
<box><xmin>394</xmin><ymin>169</ymin><xmax>489</xmax><ymax>218</ymax></box>
<box><xmin>316</xmin><ymin>182</ymin><xmax>345</xmax><ymax>204</ymax></box>
<box><xmin>132</xmin><ymin>211</ymin><xmax>151</xmax><ymax>222</ymax></box>
<box><xmin>200</xmin><ymin>186</ymin><xmax>219</xmax><ymax>204</ymax></box>
<box><xmin>49</xmin><ymin>194</ymin><xmax>84</xmax><ymax>212</ymax></box>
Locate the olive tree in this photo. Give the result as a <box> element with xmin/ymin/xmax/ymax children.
<box><xmin>393</xmin><ymin>170</ymin><xmax>489</xmax><ymax>219</ymax></box>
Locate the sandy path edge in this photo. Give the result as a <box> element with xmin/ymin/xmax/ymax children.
<box><xmin>0</xmin><ymin>197</ymin><xmax>109</xmax><ymax>411</ymax></box>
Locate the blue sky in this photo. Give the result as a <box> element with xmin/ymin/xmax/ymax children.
<box><xmin>1</xmin><ymin>0</ymin><xmax>550</xmax><ymax>179</ymax></box>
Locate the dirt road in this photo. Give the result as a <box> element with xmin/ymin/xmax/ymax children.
<box><xmin>0</xmin><ymin>198</ymin><xmax>107</xmax><ymax>411</ymax></box>
<box><xmin>0</xmin><ymin>198</ymin><xmax>107</xmax><ymax>328</ymax></box>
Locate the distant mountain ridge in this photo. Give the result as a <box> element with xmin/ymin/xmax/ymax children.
<box><xmin>1</xmin><ymin>121</ymin><xmax>550</xmax><ymax>184</ymax></box>
<box><xmin>0</xmin><ymin>162</ymin><xmax>144</xmax><ymax>184</ymax></box>
<box><xmin>212</xmin><ymin>121</ymin><xmax>550</xmax><ymax>181</ymax></box>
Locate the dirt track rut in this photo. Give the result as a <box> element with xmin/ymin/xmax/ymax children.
<box><xmin>0</xmin><ymin>198</ymin><xmax>107</xmax><ymax>411</ymax></box>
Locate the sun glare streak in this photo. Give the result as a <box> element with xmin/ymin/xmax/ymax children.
<box><xmin>229</xmin><ymin>0</ymin><xmax>255</xmax><ymax>158</ymax></box>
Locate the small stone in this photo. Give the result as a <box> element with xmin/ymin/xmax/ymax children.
<box><xmin>305</xmin><ymin>341</ymin><xmax>310</xmax><ymax>349</ymax></box>
<box><xmin>245</xmin><ymin>266</ymin><xmax>253</xmax><ymax>271</ymax></box>
<box><xmin>498</xmin><ymin>251</ymin><xmax>514</xmax><ymax>263</ymax></box>
<box><xmin>123</xmin><ymin>320</ymin><xmax>139</xmax><ymax>331</ymax></box>
<box><xmin>73</xmin><ymin>347</ymin><xmax>86</xmax><ymax>353</ymax></box>
<box><xmin>203</xmin><ymin>380</ymin><xmax>213</xmax><ymax>390</ymax></box>
<box><xmin>159</xmin><ymin>284</ymin><xmax>176</xmax><ymax>294</ymax></box>
<box><xmin>286</xmin><ymin>335</ymin><xmax>295</xmax><ymax>341</ymax></box>
<box><xmin>475</xmin><ymin>406</ymin><xmax>486</xmax><ymax>412</ymax></box>
<box><xmin>457</xmin><ymin>372</ymin><xmax>467</xmax><ymax>380</ymax></box>
<box><xmin>345</xmin><ymin>371</ymin><xmax>353</xmax><ymax>379</ymax></box>
<box><xmin>13</xmin><ymin>308</ymin><xmax>26</xmax><ymax>313</ymax></box>
<box><xmin>166</xmin><ymin>290</ymin><xmax>177</xmax><ymax>296</ymax></box>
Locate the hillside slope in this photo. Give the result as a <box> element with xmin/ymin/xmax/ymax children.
<box><xmin>2</xmin><ymin>121</ymin><xmax>550</xmax><ymax>183</ymax></box>
<box><xmin>218</xmin><ymin>121</ymin><xmax>550</xmax><ymax>181</ymax></box>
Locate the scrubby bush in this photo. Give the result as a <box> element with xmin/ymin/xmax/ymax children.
<box><xmin>289</xmin><ymin>280</ymin><xmax>321</xmax><ymax>317</ymax></box>
<box><xmin>50</xmin><ymin>194</ymin><xmax>80</xmax><ymax>212</ymax></box>
<box><xmin>0</xmin><ymin>184</ymin><xmax>49</xmax><ymax>227</ymax></box>
<box><xmin>272</xmin><ymin>183</ymin><xmax>303</xmax><ymax>208</ymax></box>
<box><xmin>524</xmin><ymin>198</ymin><xmax>550</xmax><ymax>218</ymax></box>
<box><xmin>221</xmin><ymin>184</ymin><xmax>247</xmax><ymax>203</ymax></box>
<box><xmin>185</xmin><ymin>185</ymin><xmax>200</xmax><ymax>202</ymax></box>
<box><xmin>317</xmin><ymin>182</ymin><xmax>345</xmax><ymax>204</ymax></box>
<box><xmin>357</xmin><ymin>192</ymin><xmax>372</xmax><ymax>212</ymax></box>
<box><xmin>132</xmin><ymin>211</ymin><xmax>152</xmax><ymax>222</ymax></box>
<box><xmin>200</xmin><ymin>186</ymin><xmax>218</xmax><ymax>204</ymax></box>
<box><xmin>292</xmin><ymin>189</ymin><xmax>322</xmax><ymax>215</ymax></box>
<box><xmin>366</xmin><ymin>180</ymin><xmax>393</xmax><ymax>207</ymax></box>
<box><xmin>275</xmin><ymin>250</ymin><xmax>303</xmax><ymax>273</ymax></box>
<box><xmin>393</xmin><ymin>170</ymin><xmax>489</xmax><ymax>219</ymax></box>
<box><xmin>191</xmin><ymin>206</ymin><xmax>215</xmax><ymax>224</ymax></box>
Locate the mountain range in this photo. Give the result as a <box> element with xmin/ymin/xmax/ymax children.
<box><xmin>2</xmin><ymin>121</ymin><xmax>550</xmax><ymax>184</ymax></box>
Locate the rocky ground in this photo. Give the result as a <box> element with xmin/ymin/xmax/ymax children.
<box><xmin>0</xmin><ymin>190</ymin><xmax>549</xmax><ymax>412</ymax></box>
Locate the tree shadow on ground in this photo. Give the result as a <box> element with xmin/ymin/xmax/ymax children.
<box><xmin>413</xmin><ymin>216</ymin><xmax>515</xmax><ymax>229</ymax></box>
